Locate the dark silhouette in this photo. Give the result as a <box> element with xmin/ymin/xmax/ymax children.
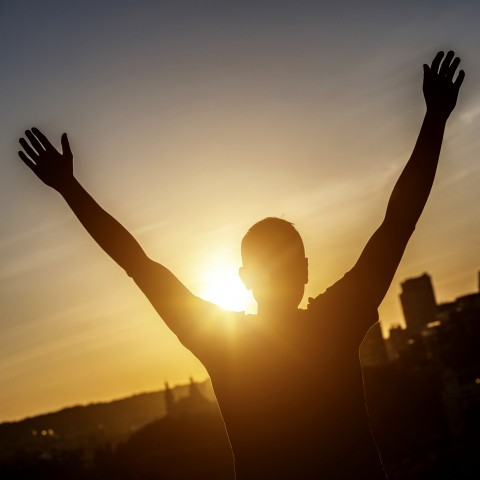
<box><xmin>18</xmin><ymin>51</ymin><xmax>464</xmax><ymax>479</ymax></box>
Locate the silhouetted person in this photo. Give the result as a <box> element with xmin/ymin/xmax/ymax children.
<box><xmin>18</xmin><ymin>51</ymin><xmax>464</xmax><ymax>479</ymax></box>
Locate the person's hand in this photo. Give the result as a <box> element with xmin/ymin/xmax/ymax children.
<box><xmin>423</xmin><ymin>51</ymin><xmax>465</xmax><ymax>121</ymax></box>
<box><xmin>18</xmin><ymin>128</ymin><xmax>74</xmax><ymax>191</ymax></box>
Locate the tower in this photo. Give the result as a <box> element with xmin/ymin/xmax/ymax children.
<box><xmin>400</xmin><ymin>273</ymin><xmax>437</xmax><ymax>335</ymax></box>
<box><xmin>164</xmin><ymin>382</ymin><xmax>175</xmax><ymax>416</ymax></box>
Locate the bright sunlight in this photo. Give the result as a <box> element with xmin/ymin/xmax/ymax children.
<box><xmin>199</xmin><ymin>263</ymin><xmax>253</xmax><ymax>312</ymax></box>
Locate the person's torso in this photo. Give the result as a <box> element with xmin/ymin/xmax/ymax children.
<box><xmin>202</xmin><ymin>309</ymin><xmax>385</xmax><ymax>479</ymax></box>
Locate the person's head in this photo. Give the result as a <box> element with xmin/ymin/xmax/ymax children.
<box><xmin>239</xmin><ymin>217</ymin><xmax>308</xmax><ymax>315</ymax></box>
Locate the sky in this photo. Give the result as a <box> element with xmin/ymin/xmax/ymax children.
<box><xmin>1</xmin><ymin>0</ymin><xmax>479</xmax><ymax>422</ymax></box>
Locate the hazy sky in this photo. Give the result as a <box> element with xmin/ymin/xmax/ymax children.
<box><xmin>1</xmin><ymin>0</ymin><xmax>479</xmax><ymax>422</ymax></box>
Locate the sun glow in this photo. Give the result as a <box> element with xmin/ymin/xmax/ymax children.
<box><xmin>199</xmin><ymin>264</ymin><xmax>253</xmax><ymax>312</ymax></box>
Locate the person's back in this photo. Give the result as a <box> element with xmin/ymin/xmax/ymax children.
<box><xmin>17</xmin><ymin>51</ymin><xmax>464</xmax><ymax>479</ymax></box>
<box><xmin>198</xmin><ymin>310</ymin><xmax>384</xmax><ymax>479</ymax></box>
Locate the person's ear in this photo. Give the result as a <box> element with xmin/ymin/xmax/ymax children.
<box><xmin>239</xmin><ymin>266</ymin><xmax>252</xmax><ymax>290</ymax></box>
<box><xmin>303</xmin><ymin>257</ymin><xmax>309</xmax><ymax>285</ymax></box>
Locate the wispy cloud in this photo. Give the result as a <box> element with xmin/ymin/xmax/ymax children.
<box><xmin>459</xmin><ymin>97</ymin><xmax>480</xmax><ymax>125</ymax></box>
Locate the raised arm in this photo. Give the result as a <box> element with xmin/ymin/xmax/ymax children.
<box><xmin>17</xmin><ymin>128</ymin><xmax>224</xmax><ymax>342</ymax></box>
<box><xmin>351</xmin><ymin>51</ymin><xmax>465</xmax><ymax>308</ymax></box>
<box><xmin>19</xmin><ymin>128</ymin><xmax>149</xmax><ymax>274</ymax></box>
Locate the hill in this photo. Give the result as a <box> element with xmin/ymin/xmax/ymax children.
<box><xmin>0</xmin><ymin>380</ymin><xmax>215</xmax><ymax>456</ymax></box>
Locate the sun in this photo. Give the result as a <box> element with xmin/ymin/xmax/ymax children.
<box><xmin>198</xmin><ymin>263</ymin><xmax>253</xmax><ymax>312</ymax></box>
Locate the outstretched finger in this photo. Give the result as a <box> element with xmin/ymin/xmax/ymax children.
<box><xmin>18</xmin><ymin>151</ymin><xmax>37</xmax><ymax>172</ymax></box>
<box><xmin>25</xmin><ymin>130</ymin><xmax>46</xmax><ymax>155</ymax></box>
<box><xmin>19</xmin><ymin>138</ymin><xmax>39</xmax><ymax>161</ymax></box>
<box><xmin>454</xmin><ymin>70</ymin><xmax>465</xmax><ymax>90</ymax></box>
<box><xmin>439</xmin><ymin>50</ymin><xmax>454</xmax><ymax>76</ymax></box>
<box><xmin>61</xmin><ymin>133</ymin><xmax>72</xmax><ymax>157</ymax></box>
<box><xmin>31</xmin><ymin>127</ymin><xmax>55</xmax><ymax>151</ymax></box>
<box><xmin>431</xmin><ymin>51</ymin><xmax>444</xmax><ymax>74</ymax></box>
<box><xmin>446</xmin><ymin>57</ymin><xmax>460</xmax><ymax>81</ymax></box>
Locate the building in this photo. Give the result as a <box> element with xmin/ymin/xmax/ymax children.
<box><xmin>164</xmin><ymin>378</ymin><xmax>214</xmax><ymax>417</ymax></box>
<box><xmin>399</xmin><ymin>273</ymin><xmax>437</xmax><ymax>335</ymax></box>
<box><xmin>385</xmin><ymin>325</ymin><xmax>410</xmax><ymax>362</ymax></box>
<box><xmin>360</xmin><ymin>323</ymin><xmax>388</xmax><ymax>367</ymax></box>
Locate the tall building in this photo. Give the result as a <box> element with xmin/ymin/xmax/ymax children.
<box><xmin>400</xmin><ymin>273</ymin><xmax>437</xmax><ymax>335</ymax></box>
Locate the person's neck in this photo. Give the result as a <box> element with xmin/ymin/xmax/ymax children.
<box><xmin>257</xmin><ymin>303</ymin><xmax>299</xmax><ymax>319</ymax></box>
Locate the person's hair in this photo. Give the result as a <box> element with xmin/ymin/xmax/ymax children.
<box><xmin>241</xmin><ymin>217</ymin><xmax>305</xmax><ymax>265</ymax></box>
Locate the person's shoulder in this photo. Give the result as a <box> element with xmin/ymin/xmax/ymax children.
<box><xmin>307</xmin><ymin>271</ymin><xmax>353</xmax><ymax>310</ymax></box>
<box><xmin>175</xmin><ymin>302</ymin><xmax>246</xmax><ymax>345</ymax></box>
<box><xmin>306</xmin><ymin>268</ymin><xmax>378</xmax><ymax>319</ymax></box>
<box><xmin>200</xmin><ymin>304</ymin><xmax>247</xmax><ymax>328</ymax></box>
<box><xmin>307</xmin><ymin>270</ymin><xmax>379</xmax><ymax>343</ymax></box>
